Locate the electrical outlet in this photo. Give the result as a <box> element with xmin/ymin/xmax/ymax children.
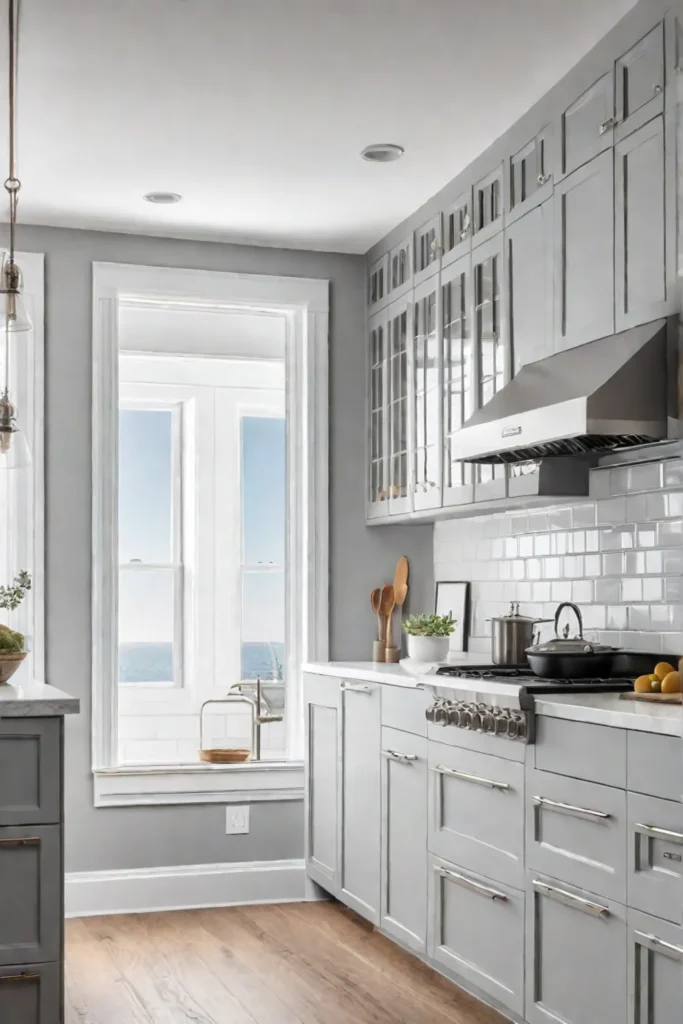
<box><xmin>225</xmin><ymin>805</ymin><xmax>250</xmax><ymax>835</ymax></box>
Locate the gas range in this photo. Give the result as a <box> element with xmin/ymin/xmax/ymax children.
<box><xmin>436</xmin><ymin>664</ymin><xmax>634</xmax><ymax>695</ymax></box>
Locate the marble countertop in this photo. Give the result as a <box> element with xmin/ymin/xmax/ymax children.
<box><xmin>302</xmin><ymin>655</ymin><xmax>484</xmax><ymax>689</ymax></box>
<box><xmin>0</xmin><ymin>679</ymin><xmax>80</xmax><ymax>717</ymax></box>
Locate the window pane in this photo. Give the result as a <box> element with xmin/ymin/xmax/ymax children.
<box><xmin>119</xmin><ymin>568</ymin><xmax>175</xmax><ymax>683</ymax></box>
<box><xmin>241</xmin><ymin>570</ymin><xmax>285</xmax><ymax>680</ymax></box>
<box><xmin>119</xmin><ymin>408</ymin><xmax>173</xmax><ymax>563</ymax></box>
<box><xmin>241</xmin><ymin>417</ymin><xmax>285</xmax><ymax>566</ymax></box>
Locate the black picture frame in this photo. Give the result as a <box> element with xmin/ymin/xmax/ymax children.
<box><xmin>435</xmin><ymin>581</ymin><xmax>470</xmax><ymax>653</ymax></box>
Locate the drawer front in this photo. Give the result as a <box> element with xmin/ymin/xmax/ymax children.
<box><xmin>627</xmin><ymin>731</ymin><xmax>681</xmax><ymax>801</ymax></box>
<box><xmin>381</xmin><ymin>685</ymin><xmax>429</xmax><ymax>737</ymax></box>
<box><xmin>0</xmin><ymin>826</ymin><xmax>62</xmax><ymax>967</ymax></box>
<box><xmin>527</xmin><ymin>768</ymin><xmax>626</xmax><ymax>901</ymax></box>
<box><xmin>0</xmin><ymin>961</ymin><xmax>60</xmax><ymax>1024</ymax></box>
<box><xmin>429</xmin><ymin>740</ymin><xmax>524</xmax><ymax>887</ymax></box>
<box><xmin>534</xmin><ymin>716</ymin><xmax>626</xmax><ymax>788</ymax></box>
<box><xmin>628</xmin><ymin>792</ymin><xmax>683</xmax><ymax>925</ymax></box>
<box><xmin>427</xmin><ymin>720</ymin><xmax>525</xmax><ymax>762</ymax></box>
<box><xmin>526</xmin><ymin>872</ymin><xmax>627</xmax><ymax>1024</ymax></box>
<box><xmin>429</xmin><ymin>855</ymin><xmax>524</xmax><ymax>1017</ymax></box>
<box><xmin>0</xmin><ymin>719</ymin><xmax>61</xmax><ymax>826</ymax></box>
<box><xmin>628</xmin><ymin>909</ymin><xmax>682</xmax><ymax>1024</ymax></box>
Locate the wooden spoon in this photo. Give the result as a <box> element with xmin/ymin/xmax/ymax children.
<box><xmin>394</xmin><ymin>582</ymin><xmax>408</xmax><ymax>610</ymax></box>
<box><xmin>380</xmin><ymin>583</ymin><xmax>396</xmax><ymax>650</ymax></box>
<box><xmin>370</xmin><ymin>587</ymin><xmax>383</xmax><ymax>642</ymax></box>
<box><xmin>393</xmin><ymin>556</ymin><xmax>409</xmax><ymax>603</ymax></box>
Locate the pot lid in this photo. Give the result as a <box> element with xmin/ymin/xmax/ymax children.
<box><xmin>491</xmin><ymin>602</ymin><xmax>538</xmax><ymax>624</ymax></box>
<box><xmin>527</xmin><ymin>638</ymin><xmax>618</xmax><ymax>655</ymax></box>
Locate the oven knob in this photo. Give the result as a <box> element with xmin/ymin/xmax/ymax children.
<box><xmin>460</xmin><ymin>708</ymin><xmax>472</xmax><ymax>728</ymax></box>
<box><xmin>434</xmin><ymin>703</ymin><xmax>449</xmax><ymax>726</ymax></box>
<box><xmin>515</xmin><ymin>715</ymin><xmax>527</xmax><ymax>740</ymax></box>
<box><xmin>446</xmin><ymin>705</ymin><xmax>460</xmax><ymax>726</ymax></box>
<box><xmin>468</xmin><ymin>704</ymin><xmax>482</xmax><ymax>731</ymax></box>
<box><xmin>495</xmin><ymin>714</ymin><xmax>508</xmax><ymax>736</ymax></box>
<box><xmin>481</xmin><ymin>712</ymin><xmax>494</xmax><ymax>733</ymax></box>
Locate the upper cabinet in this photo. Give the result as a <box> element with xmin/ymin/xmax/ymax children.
<box><xmin>387</xmin><ymin>299</ymin><xmax>413</xmax><ymax>516</ymax></box>
<box><xmin>561</xmin><ymin>71</ymin><xmax>615</xmax><ymax>175</ymax></box>
<box><xmin>412</xmin><ymin>277</ymin><xmax>442</xmax><ymax>512</ymax></box>
<box><xmin>472</xmin><ymin>235</ymin><xmax>507</xmax><ymax>501</ymax></box>
<box><xmin>615</xmin><ymin>21</ymin><xmax>664</xmax><ymax>140</ymax></box>
<box><xmin>367</xmin><ymin>254</ymin><xmax>388</xmax><ymax>316</ymax></box>
<box><xmin>388</xmin><ymin>237</ymin><xmax>413</xmax><ymax>300</ymax></box>
<box><xmin>442</xmin><ymin>255</ymin><xmax>475</xmax><ymax>509</ymax></box>
<box><xmin>472</xmin><ymin>164</ymin><xmax>503</xmax><ymax>245</ymax></box>
<box><xmin>508</xmin><ymin>124</ymin><xmax>553</xmax><ymax>224</ymax></box>
<box><xmin>507</xmin><ymin>200</ymin><xmax>554</xmax><ymax>373</ymax></box>
<box><xmin>442</xmin><ymin>190</ymin><xmax>472</xmax><ymax>267</ymax></box>
<box><xmin>413</xmin><ymin>215</ymin><xmax>442</xmax><ymax>287</ymax></box>
<box><xmin>367</xmin><ymin>311</ymin><xmax>390</xmax><ymax>520</ymax></box>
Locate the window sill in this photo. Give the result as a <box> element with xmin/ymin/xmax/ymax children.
<box><xmin>93</xmin><ymin>760</ymin><xmax>304</xmax><ymax>807</ymax></box>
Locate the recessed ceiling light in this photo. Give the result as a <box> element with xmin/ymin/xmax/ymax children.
<box><xmin>143</xmin><ymin>191</ymin><xmax>183</xmax><ymax>204</ymax></box>
<box><xmin>361</xmin><ymin>144</ymin><xmax>404</xmax><ymax>163</ymax></box>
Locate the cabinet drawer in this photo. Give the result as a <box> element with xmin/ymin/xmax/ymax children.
<box><xmin>526</xmin><ymin>873</ymin><xmax>627</xmax><ymax>1024</ymax></box>
<box><xmin>627</xmin><ymin>731</ymin><xmax>680</xmax><ymax>801</ymax></box>
<box><xmin>0</xmin><ymin>825</ymin><xmax>61</xmax><ymax>966</ymax></box>
<box><xmin>381</xmin><ymin>685</ymin><xmax>428</xmax><ymax>737</ymax></box>
<box><xmin>526</xmin><ymin>768</ymin><xmax>626</xmax><ymax>901</ymax></box>
<box><xmin>0</xmin><ymin>719</ymin><xmax>61</xmax><ymax>826</ymax></box>
<box><xmin>534</xmin><ymin>715</ymin><xmax>626</xmax><ymax>787</ymax></box>
<box><xmin>0</xmin><ymin>961</ymin><xmax>60</xmax><ymax>1024</ymax></box>
<box><xmin>429</xmin><ymin>740</ymin><xmax>524</xmax><ymax>887</ymax></box>
<box><xmin>628</xmin><ymin>792</ymin><xmax>682</xmax><ymax>925</ymax></box>
<box><xmin>429</xmin><ymin>855</ymin><xmax>524</xmax><ymax>1017</ymax></box>
<box><xmin>628</xmin><ymin>909</ymin><xmax>682</xmax><ymax>1024</ymax></box>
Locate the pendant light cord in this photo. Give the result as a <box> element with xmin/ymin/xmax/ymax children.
<box><xmin>6</xmin><ymin>0</ymin><xmax>19</xmax><ymax>264</ymax></box>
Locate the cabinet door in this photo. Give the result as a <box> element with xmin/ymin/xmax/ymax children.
<box><xmin>526</xmin><ymin>874</ymin><xmax>627</xmax><ymax>1024</ymax></box>
<box><xmin>0</xmin><ymin>719</ymin><xmax>61</xmax><ymax>827</ymax></box>
<box><xmin>367</xmin><ymin>311</ymin><xmax>390</xmax><ymax>520</ymax></box>
<box><xmin>387</xmin><ymin>300</ymin><xmax>413</xmax><ymax>516</ymax></box>
<box><xmin>368</xmin><ymin>254</ymin><xmax>388</xmax><ymax>315</ymax></box>
<box><xmin>304</xmin><ymin>675</ymin><xmax>340</xmax><ymax>894</ymax></box>
<box><xmin>554</xmin><ymin>150</ymin><xmax>615</xmax><ymax>351</ymax></box>
<box><xmin>429</xmin><ymin>856</ymin><xmax>525</xmax><ymax>1016</ymax></box>
<box><xmin>628</xmin><ymin>910</ymin><xmax>682</xmax><ymax>1024</ymax></box>
<box><xmin>627</xmin><ymin>792</ymin><xmax>683</xmax><ymax>925</ymax></box>
<box><xmin>339</xmin><ymin>679</ymin><xmax>381</xmax><ymax>923</ymax></box>
<box><xmin>507</xmin><ymin>200</ymin><xmax>554</xmax><ymax>373</ymax></box>
<box><xmin>472</xmin><ymin>235</ymin><xmax>507</xmax><ymax>502</ymax></box>
<box><xmin>472</xmin><ymin>165</ymin><xmax>503</xmax><ymax>245</ymax></box>
<box><xmin>412</xmin><ymin>277</ymin><xmax>442</xmax><ymax>512</ymax></box>
<box><xmin>380</xmin><ymin>728</ymin><xmax>428</xmax><ymax>954</ymax></box>
<box><xmin>413</xmin><ymin>214</ymin><xmax>442</xmax><ymax>287</ymax></box>
<box><xmin>615</xmin><ymin>116</ymin><xmax>668</xmax><ymax>330</ymax></box>
<box><xmin>508</xmin><ymin>124</ymin><xmax>553</xmax><ymax>223</ymax></box>
<box><xmin>442</xmin><ymin>190</ymin><xmax>472</xmax><ymax>268</ymax></box>
<box><xmin>561</xmin><ymin>70</ymin><xmax>615</xmax><ymax>175</ymax></box>
<box><xmin>615</xmin><ymin>22</ymin><xmax>665</xmax><ymax>141</ymax></box>
<box><xmin>441</xmin><ymin>254</ymin><xmax>474</xmax><ymax>508</ymax></box>
<box><xmin>0</xmin><ymin>962</ymin><xmax>61</xmax><ymax>1024</ymax></box>
<box><xmin>387</xmin><ymin>237</ymin><xmax>412</xmax><ymax>300</ymax></box>
<box><xmin>0</xmin><ymin>826</ymin><xmax>61</xmax><ymax>966</ymax></box>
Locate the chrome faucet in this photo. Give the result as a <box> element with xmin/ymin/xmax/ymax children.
<box><xmin>232</xmin><ymin>678</ymin><xmax>283</xmax><ymax>760</ymax></box>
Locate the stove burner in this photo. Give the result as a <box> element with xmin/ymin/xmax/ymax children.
<box><xmin>436</xmin><ymin>664</ymin><xmax>633</xmax><ymax>692</ymax></box>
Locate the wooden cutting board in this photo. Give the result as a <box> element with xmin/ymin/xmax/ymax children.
<box><xmin>619</xmin><ymin>691</ymin><xmax>682</xmax><ymax>704</ymax></box>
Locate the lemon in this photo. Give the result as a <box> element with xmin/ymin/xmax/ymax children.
<box><xmin>650</xmin><ymin>674</ymin><xmax>662</xmax><ymax>692</ymax></box>
<box><xmin>654</xmin><ymin>662</ymin><xmax>675</xmax><ymax>682</ymax></box>
<box><xmin>661</xmin><ymin>671</ymin><xmax>681</xmax><ymax>694</ymax></box>
<box><xmin>634</xmin><ymin>674</ymin><xmax>652</xmax><ymax>693</ymax></box>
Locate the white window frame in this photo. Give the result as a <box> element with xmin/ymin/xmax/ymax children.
<box><xmin>92</xmin><ymin>262</ymin><xmax>329</xmax><ymax>806</ymax></box>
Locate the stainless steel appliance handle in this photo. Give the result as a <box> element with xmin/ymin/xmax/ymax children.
<box><xmin>340</xmin><ymin>681</ymin><xmax>372</xmax><ymax>693</ymax></box>
<box><xmin>434</xmin><ymin>764</ymin><xmax>510</xmax><ymax>791</ymax></box>
<box><xmin>634</xmin><ymin>823</ymin><xmax>683</xmax><ymax>844</ymax></box>
<box><xmin>436</xmin><ymin>865</ymin><xmax>508</xmax><ymax>902</ymax></box>
<box><xmin>382</xmin><ymin>749</ymin><xmax>418</xmax><ymax>764</ymax></box>
<box><xmin>533</xmin><ymin>795</ymin><xmax>610</xmax><ymax>822</ymax></box>
<box><xmin>634</xmin><ymin>931</ymin><xmax>683</xmax><ymax>961</ymax></box>
<box><xmin>533</xmin><ymin>880</ymin><xmax>608</xmax><ymax>917</ymax></box>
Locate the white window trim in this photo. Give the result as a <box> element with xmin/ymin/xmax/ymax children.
<box><xmin>92</xmin><ymin>262</ymin><xmax>329</xmax><ymax>806</ymax></box>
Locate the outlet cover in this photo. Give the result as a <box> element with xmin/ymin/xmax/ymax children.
<box><xmin>225</xmin><ymin>805</ymin><xmax>250</xmax><ymax>835</ymax></box>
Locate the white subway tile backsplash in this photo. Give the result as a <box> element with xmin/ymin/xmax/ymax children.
<box><xmin>636</xmin><ymin>526</ymin><xmax>657</xmax><ymax>548</ymax></box>
<box><xmin>534</xmin><ymin>534</ymin><xmax>551</xmax><ymax>556</ymax></box>
<box><xmin>572</xmin><ymin>580</ymin><xmax>594</xmax><ymax>603</ymax></box>
<box><xmin>645</xmin><ymin>550</ymin><xmax>663</xmax><ymax>574</ymax></box>
<box><xmin>528</xmin><ymin>511</ymin><xmax>549</xmax><ymax>533</ymax></box>
<box><xmin>658</xmin><ymin>519</ymin><xmax>683</xmax><ymax>545</ymax></box>
<box><xmin>518</xmin><ymin>536</ymin><xmax>534</xmax><ymax>558</ymax></box>
<box><xmin>526</xmin><ymin>558</ymin><xmax>542</xmax><ymax>580</ymax></box>
<box><xmin>584</xmin><ymin>555</ymin><xmax>601</xmax><ymax>576</ymax></box>
<box><xmin>625</xmin><ymin>494</ymin><xmax>648</xmax><ymax>522</ymax></box>
<box><xmin>663</xmin><ymin>459</ymin><xmax>683</xmax><ymax>488</ymax></box>
<box><xmin>621</xmin><ymin>578</ymin><xmax>643</xmax><ymax>602</ymax></box>
<box><xmin>533</xmin><ymin>582</ymin><xmax>552</xmax><ymax>602</ymax></box>
<box><xmin>624</xmin><ymin>551</ymin><xmax>646</xmax><ymax>575</ymax></box>
<box><xmin>642</xmin><ymin>577</ymin><xmax>663</xmax><ymax>601</ymax></box>
<box><xmin>543</xmin><ymin>557</ymin><xmax>561</xmax><ymax>579</ymax></box>
<box><xmin>663</xmin><ymin>548</ymin><xmax>683</xmax><ymax>574</ymax></box>
<box><xmin>551</xmin><ymin>581</ymin><xmax>573</xmax><ymax>602</ymax></box>
<box><xmin>597</xmin><ymin>497</ymin><xmax>627</xmax><ymax>525</ymax></box>
<box><xmin>646</xmin><ymin>492</ymin><xmax>667</xmax><ymax>520</ymax></box>
<box><xmin>505</xmin><ymin>537</ymin><xmax>517</xmax><ymax>558</ymax></box>
<box><xmin>628</xmin><ymin>605</ymin><xmax>650</xmax><ymax>630</ymax></box>
<box><xmin>511</xmin><ymin>515</ymin><xmax>529</xmax><ymax>535</ymax></box>
<box><xmin>548</xmin><ymin>508</ymin><xmax>572</xmax><ymax>531</ymax></box>
<box><xmin>606</xmin><ymin>606</ymin><xmax>628</xmax><ymax>630</ymax></box>
<box><xmin>665</xmin><ymin>577</ymin><xmax>683</xmax><ymax>602</ymax></box>
<box><xmin>585</xmin><ymin>530</ymin><xmax>600</xmax><ymax>552</ymax></box>
<box><xmin>595</xmin><ymin>578</ymin><xmax>621</xmax><ymax>603</ymax></box>
<box><xmin>589</xmin><ymin>470</ymin><xmax>610</xmax><ymax>499</ymax></box>
<box><xmin>665</xmin><ymin>492</ymin><xmax>683</xmax><ymax>518</ymax></box>
<box><xmin>602</xmin><ymin>553</ymin><xmax>624</xmax><ymax>576</ymax></box>
<box><xmin>572</xmin><ymin>503</ymin><xmax>597</xmax><ymax>528</ymax></box>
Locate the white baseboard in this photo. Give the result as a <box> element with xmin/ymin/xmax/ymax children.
<box><xmin>65</xmin><ymin>858</ymin><xmax>318</xmax><ymax>918</ymax></box>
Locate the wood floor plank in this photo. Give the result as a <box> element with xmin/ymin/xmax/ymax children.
<box><xmin>65</xmin><ymin>902</ymin><xmax>506</xmax><ymax>1024</ymax></box>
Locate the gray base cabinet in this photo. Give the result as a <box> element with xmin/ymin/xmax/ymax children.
<box><xmin>628</xmin><ymin>909</ymin><xmax>683</xmax><ymax>1024</ymax></box>
<box><xmin>304</xmin><ymin>674</ymin><xmax>340</xmax><ymax>892</ymax></box>
<box><xmin>0</xmin><ymin>962</ymin><xmax>61</xmax><ymax>1024</ymax></box>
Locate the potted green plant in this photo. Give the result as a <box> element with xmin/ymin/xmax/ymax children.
<box><xmin>402</xmin><ymin>612</ymin><xmax>456</xmax><ymax>664</ymax></box>
<box><xmin>0</xmin><ymin>569</ymin><xmax>30</xmax><ymax>683</ymax></box>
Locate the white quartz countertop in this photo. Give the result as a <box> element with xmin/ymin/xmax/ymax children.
<box><xmin>302</xmin><ymin>656</ymin><xmax>485</xmax><ymax>689</ymax></box>
<box><xmin>0</xmin><ymin>679</ymin><xmax>80</xmax><ymax>717</ymax></box>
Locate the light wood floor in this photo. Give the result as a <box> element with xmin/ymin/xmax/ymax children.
<box><xmin>65</xmin><ymin>901</ymin><xmax>505</xmax><ymax>1024</ymax></box>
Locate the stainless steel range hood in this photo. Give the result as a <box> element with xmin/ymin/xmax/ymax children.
<box><xmin>456</xmin><ymin>320</ymin><xmax>671</xmax><ymax>464</ymax></box>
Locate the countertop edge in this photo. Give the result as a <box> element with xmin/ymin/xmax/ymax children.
<box><xmin>0</xmin><ymin>681</ymin><xmax>80</xmax><ymax>717</ymax></box>
<box><xmin>534</xmin><ymin>697</ymin><xmax>682</xmax><ymax>737</ymax></box>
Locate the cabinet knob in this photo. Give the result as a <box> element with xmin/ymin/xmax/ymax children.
<box><xmin>598</xmin><ymin>116</ymin><xmax>616</xmax><ymax>135</ymax></box>
<box><xmin>536</xmin><ymin>172</ymin><xmax>551</xmax><ymax>186</ymax></box>
<box><xmin>653</xmin><ymin>82</ymin><xmax>663</xmax><ymax>94</ymax></box>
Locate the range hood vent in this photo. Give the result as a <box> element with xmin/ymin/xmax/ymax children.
<box><xmin>456</xmin><ymin>320</ymin><xmax>670</xmax><ymax>464</ymax></box>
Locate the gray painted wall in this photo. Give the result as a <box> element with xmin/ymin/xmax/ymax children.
<box><xmin>14</xmin><ymin>223</ymin><xmax>433</xmax><ymax>872</ymax></box>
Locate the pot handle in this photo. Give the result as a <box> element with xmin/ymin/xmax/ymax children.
<box><xmin>554</xmin><ymin>602</ymin><xmax>583</xmax><ymax>639</ymax></box>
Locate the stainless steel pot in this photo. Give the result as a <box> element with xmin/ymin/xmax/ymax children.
<box><xmin>525</xmin><ymin>602</ymin><xmax>621</xmax><ymax>679</ymax></box>
<box><xmin>489</xmin><ymin>603</ymin><xmax>552</xmax><ymax>665</ymax></box>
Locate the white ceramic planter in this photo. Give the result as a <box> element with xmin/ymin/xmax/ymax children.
<box><xmin>406</xmin><ymin>635</ymin><xmax>450</xmax><ymax>664</ymax></box>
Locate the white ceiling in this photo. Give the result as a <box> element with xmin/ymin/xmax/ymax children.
<box><xmin>4</xmin><ymin>0</ymin><xmax>636</xmax><ymax>253</ymax></box>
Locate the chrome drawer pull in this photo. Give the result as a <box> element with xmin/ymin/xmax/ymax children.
<box><xmin>533</xmin><ymin>880</ymin><xmax>608</xmax><ymax>917</ymax></box>
<box><xmin>533</xmin><ymin>795</ymin><xmax>610</xmax><ymax>823</ymax></box>
<box><xmin>635</xmin><ymin>823</ymin><xmax>683</xmax><ymax>845</ymax></box>
<box><xmin>434</xmin><ymin>764</ymin><xmax>510</xmax><ymax>791</ymax></box>
<box><xmin>0</xmin><ymin>836</ymin><xmax>40</xmax><ymax>848</ymax></box>
<box><xmin>382</xmin><ymin>749</ymin><xmax>418</xmax><ymax>764</ymax></box>
<box><xmin>598</xmin><ymin>116</ymin><xmax>616</xmax><ymax>135</ymax></box>
<box><xmin>536</xmin><ymin>172</ymin><xmax>551</xmax><ymax>185</ymax></box>
<box><xmin>635</xmin><ymin>931</ymin><xmax>683</xmax><ymax>962</ymax></box>
<box><xmin>341</xmin><ymin>681</ymin><xmax>372</xmax><ymax>693</ymax></box>
<box><xmin>436</xmin><ymin>865</ymin><xmax>507</xmax><ymax>902</ymax></box>
<box><xmin>0</xmin><ymin>971</ymin><xmax>41</xmax><ymax>984</ymax></box>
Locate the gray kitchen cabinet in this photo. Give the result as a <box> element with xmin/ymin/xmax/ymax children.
<box><xmin>339</xmin><ymin>679</ymin><xmax>381</xmax><ymax>924</ymax></box>
<box><xmin>627</xmin><ymin>731</ymin><xmax>680</xmax><ymax>801</ymax></box>
<box><xmin>429</xmin><ymin>855</ymin><xmax>525</xmax><ymax>1017</ymax></box>
<box><xmin>380</xmin><ymin>727</ymin><xmax>428</xmax><ymax>954</ymax></box>
<box><xmin>472</xmin><ymin>234</ymin><xmax>507</xmax><ymax>502</ymax></box>
<box><xmin>368</xmin><ymin>253</ymin><xmax>389</xmax><ymax>315</ymax></box>
<box><xmin>628</xmin><ymin>909</ymin><xmax>682</xmax><ymax>1024</ymax></box>
<box><xmin>615</xmin><ymin>115</ymin><xmax>668</xmax><ymax>330</ymax></box>
<box><xmin>627</xmin><ymin>791</ymin><xmax>682</xmax><ymax>925</ymax></box>
<box><xmin>506</xmin><ymin>200</ymin><xmax>554</xmax><ymax>374</ymax></box>
<box><xmin>413</xmin><ymin>214</ymin><xmax>442</xmax><ymax>287</ymax></box>
<box><xmin>560</xmin><ymin>70</ymin><xmax>615</xmax><ymax>176</ymax></box>
<box><xmin>0</xmin><ymin>962</ymin><xmax>61</xmax><ymax>1024</ymax></box>
<box><xmin>526</xmin><ymin>767</ymin><xmax>627</xmax><ymax>902</ymax></box>
<box><xmin>554</xmin><ymin>149</ymin><xmax>615</xmax><ymax>351</ymax></box>
<box><xmin>411</xmin><ymin>276</ymin><xmax>442</xmax><ymax>512</ymax></box>
<box><xmin>304</xmin><ymin>674</ymin><xmax>340</xmax><ymax>893</ymax></box>
<box><xmin>380</xmin><ymin>685</ymin><xmax>429</xmax><ymax>737</ymax></box>
<box><xmin>615</xmin><ymin>21</ymin><xmax>665</xmax><ymax>142</ymax></box>
<box><xmin>526</xmin><ymin>872</ymin><xmax>628</xmax><ymax>1024</ymax></box>
<box><xmin>387</xmin><ymin>236</ymin><xmax>413</xmax><ymax>301</ymax></box>
<box><xmin>0</xmin><ymin>826</ymin><xmax>61</xmax><ymax>967</ymax></box>
<box><xmin>441</xmin><ymin>253</ymin><xmax>475</xmax><ymax>509</ymax></box>
<box><xmin>0</xmin><ymin>719</ymin><xmax>61</xmax><ymax>827</ymax></box>
<box><xmin>534</xmin><ymin>716</ymin><xmax>627</xmax><ymax>788</ymax></box>
<box><xmin>367</xmin><ymin>309</ymin><xmax>390</xmax><ymax>520</ymax></box>
<box><xmin>508</xmin><ymin>124</ymin><xmax>553</xmax><ymax>224</ymax></box>
<box><xmin>472</xmin><ymin>165</ymin><xmax>503</xmax><ymax>245</ymax></box>
<box><xmin>387</xmin><ymin>298</ymin><xmax>413</xmax><ymax>516</ymax></box>
<box><xmin>429</xmin><ymin>739</ymin><xmax>525</xmax><ymax>888</ymax></box>
<box><xmin>442</xmin><ymin>189</ymin><xmax>472</xmax><ymax>268</ymax></box>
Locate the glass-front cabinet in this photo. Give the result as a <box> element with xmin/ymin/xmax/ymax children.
<box><xmin>441</xmin><ymin>255</ymin><xmax>474</xmax><ymax>507</ymax></box>
<box><xmin>472</xmin><ymin>235</ymin><xmax>508</xmax><ymax>502</ymax></box>
<box><xmin>367</xmin><ymin>310</ymin><xmax>389</xmax><ymax>519</ymax></box>
<box><xmin>412</xmin><ymin>278</ymin><xmax>442</xmax><ymax>511</ymax></box>
<box><xmin>387</xmin><ymin>299</ymin><xmax>412</xmax><ymax>515</ymax></box>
